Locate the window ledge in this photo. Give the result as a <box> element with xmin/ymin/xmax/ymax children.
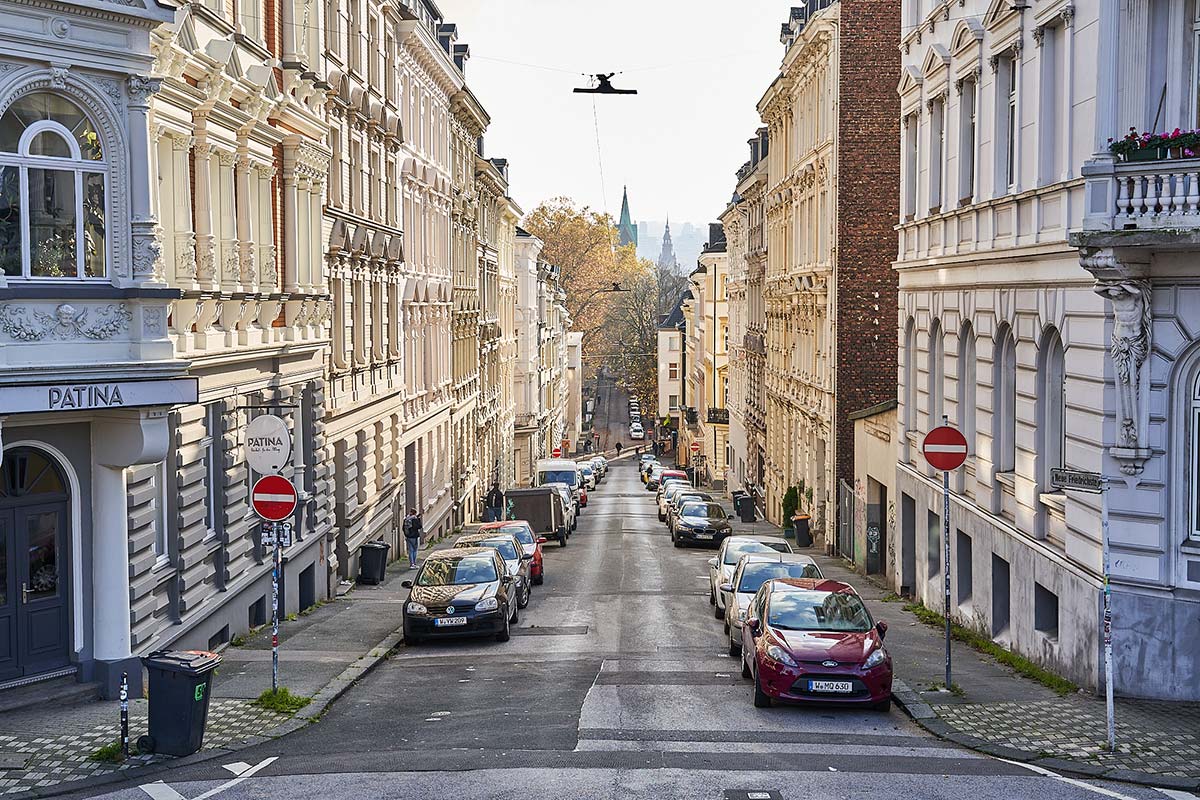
<box><xmin>2</xmin><ymin>284</ymin><xmax>181</xmax><ymax>300</ymax></box>
<box><xmin>1039</xmin><ymin>491</ymin><xmax>1067</xmax><ymax>514</ymax></box>
<box><xmin>995</xmin><ymin>471</ymin><xmax>1016</xmax><ymax>490</ymax></box>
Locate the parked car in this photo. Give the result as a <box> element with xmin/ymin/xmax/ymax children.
<box><xmin>544</xmin><ymin>482</ymin><xmax>577</xmax><ymax>532</ymax></box>
<box><xmin>506</xmin><ymin>486</ymin><xmax>569</xmax><ymax>546</ymax></box>
<box><xmin>672</xmin><ymin>501</ymin><xmax>734</xmax><ymax>547</ymax></box>
<box><xmin>589</xmin><ymin>456</ymin><xmax>607</xmax><ymax>478</ymax></box>
<box><xmin>580</xmin><ymin>464</ymin><xmax>597</xmax><ymax>491</ymax></box>
<box><xmin>645</xmin><ymin>464</ymin><xmax>667</xmax><ymax>490</ymax></box>
<box><xmin>655</xmin><ymin>479</ymin><xmax>692</xmax><ymax>516</ymax></box>
<box><xmin>480</xmin><ymin>520</ymin><xmax>546</xmax><ymax>585</ymax></box>
<box><xmin>629</xmin><ymin>424</ymin><xmax>645</xmax><ymax>440</ymax></box>
<box><xmin>454</xmin><ymin>531</ymin><xmax>532</xmax><ymax>609</ymax></box>
<box><xmin>660</xmin><ymin>484</ymin><xmax>708</xmax><ymax>521</ymax></box>
<box><xmin>665</xmin><ymin>491</ymin><xmax>714</xmax><ymax>531</ymax></box>
<box><xmin>707</xmin><ymin>535</ymin><xmax>794</xmax><ymax>616</ymax></box>
<box><xmin>741</xmin><ymin>578</ymin><xmax>892</xmax><ymax>710</ymax></box>
<box><xmin>640</xmin><ymin>458</ymin><xmax>659</xmax><ymax>483</ymax></box>
<box><xmin>402</xmin><ymin>548</ymin><xmax>517</xmax><ymax>644</ymax></box>
<box><xmin>723</xmin><ymin>553</ymin><xmax>823</xmax><ymax>654</ymax></box>
<box><xmin>655</xmin><ymin>471</ymin><xmax>689</xmax><ymax>501</ymax></box>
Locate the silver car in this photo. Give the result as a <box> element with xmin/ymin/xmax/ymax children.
<box><xmin>707</xmin><ymin>535</ymin><xmax>792</xmax><ymax>617</ymax></box>
<box><xmin>544</xmin><ymin>482</ymin><xmax>577</xmax><ymax>532</ymax></box>
<box><xmin>722</xmin><ymin>553</ymin><xmax>823</xmax><ymax>655</ymax></box>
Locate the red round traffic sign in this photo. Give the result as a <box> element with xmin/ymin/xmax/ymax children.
<box><xmin>690</xmin><ymin>441</ymin><xmax>701</xmax><ymax>454</ymax></box>
<box><xmin>922</xmin><ymin>426</ymin><xmax>969</xmax><ymax>471</ymax></box>
<box><xmin>551</xmin><ymin>448</ymin><xmax>561</xmax><ymax>457</ymax></box>
<box><xmin>251</xmin><ymin>475</ymin><xmax>298</xmax><ymax>521</ymax></box>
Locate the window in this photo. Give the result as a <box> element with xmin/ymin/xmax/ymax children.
<box><xmin>956</xmin><ymin>530</ymin><xmax>973</xmax><ymax>607</ymax></box>
<box><xmin>1188</xmin><ymin>372</ymin><xmax>1200</xmax><ymax>541</ymax></box>
<box><xmin>928</xmin><ymin>319</ymin><xmax>944</xmax><ymax>429</ymax></box>
<box><xmin>668</xmin><ymin>362</ymin><xmax>679</xmax><ymax>380</ymax></box>
<box><xmin>993</xmin><ymin>325</ymin><xmax>1017</xmax><ymax>473</ymax></box>
<box><xmin>1034</xmin><ymin>582</ymin><xmax>1059</xmax><ymax>641</ymax></box>
<box><xmin>958</xmin><ymin>322</ymin><xmax>977</xmax><ymax>453</ymax></box>
<box><xmin>1038</xmin><ymin>327</ymin><xmax>1066</xmax><ymax>490</ymax></box>
<box><xmin>903</xmin><ymin>318</ymin><xmax>917</xmax><ymax>433</ymax></box>
<box><xmin>927</xmin><ymin>508</ymin><xmax>941</xmax><ymax>579</ymax></box>
<box><xmin>669</xmin><ymin>394</ymin><xmax>679</xmax><ymax>409</ymax></box>
<box><xmin>928</xmin><ymin>96</ymin><xmax>945</xmax><ymax>212</ymax></box>
<box><xmin>1039</xmin><ymin>24</ymin><xmax>1065</xmax><ymax>184</ymax></box>
<box><xmin>996</xmin><ymin>54</ymin><xmax>1018</xmax><ymax>193</ymax></box>
<box><xmin>238</xmin><ymin>0</ymin><xmax>262</xmax><ymax>42</ymax></box>
<box><xmin>0</xmin><ymin>93</ymin><xmax>107</xmax><ymax>279</ymax></box>
<box><xmin>903</xmin><ymin>112</ymin><xmax>918</xmax><ymax>218</ymax></box>
<box><xmin>958</xmin><ymin>78</ymin><xmax>977</xmax><ymax>205</ymax></box>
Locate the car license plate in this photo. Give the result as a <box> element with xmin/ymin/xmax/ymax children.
<box><xmin>435</xmin><ymin>616</ymin><xmax>467</xmax><ymax>627</ymax></box>
<box><xmin>694</xmin><ymin>533</ymin><xmax>713</xmax><ymax>540</ymax></box>
<box><xmin>809</xmin><ymin>680</ymin><xmax>853</xmax><ymax>693</ymax></box>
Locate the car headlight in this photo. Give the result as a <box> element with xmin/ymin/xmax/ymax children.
<box><xmin>406</xmin><ymin>602</ymin><xmax>428</xmax><ymax>615</ymax></box>
<box><xmin>863</xmin><ymin>649</ymin><xmax>888</xmax><ymax>669</ymax></box>
<box><xmin>765</xmin><ymin>645</ymin><xmax>798</xmax><ymax>667</ymax></box>
<box><xmin>475</xmin><ymin>597</ymin><xmax>499</xmax><ymax>612</ymax></box>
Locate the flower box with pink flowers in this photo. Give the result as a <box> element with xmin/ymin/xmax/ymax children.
<box><xmin>1109</xmin><ymin>127</ymin><xmax>1200</xmax><ymax>161</ymax></box>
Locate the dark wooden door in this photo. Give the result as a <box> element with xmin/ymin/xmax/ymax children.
<box><xmin>16</xmin><ymin>503</ymin><xmax>69</xmax><ymax>675</ymax></box>
<box><xmin>0</xmin><ymin>511</ymin><xmax>18</xmax><ymax>682</ymax></box>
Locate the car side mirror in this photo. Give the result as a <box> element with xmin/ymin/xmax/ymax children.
<box><xmin>501</xmin><ymin>575</ymin><xmax>513</xmax><ymax>584</ymax></box>
<box><xmin>707</xmin><ymin>558</ymin><xmax>718</xmax><ymax>568</ymax></box>
<box><xmin>719</xmin><ymin>582</ymin><xmax>733</xmax><ymax>593</ymax></box>
<box><xmin>536</xmin><ymin>536</ymin><xmax>548</xmax><ymax>544</ymax></box>
<box><xmin>876</xmin><ymin>620</ymin><xmax>888</xmax><ymax>639</ymax></box>
<box><xmin>728</xmin><ymin>513</ymin><xmax>737</xmax><ymax>520</ymax></box>
<box><xmin>521</xmin><ymin>554</ymin><xmax>533</xmax><ymax>560</ymax></box>
<box><xmin>401</xmin><ymin>580</ymin><xmax>413</xmax><ymax>589</ymax></box>
<box><xmin>747</xmin><ymin>618</ymin><xmax>761</xmax><ymax>635</ymax></box>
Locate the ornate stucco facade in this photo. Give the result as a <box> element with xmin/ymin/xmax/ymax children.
<box><xmin>679</xmin><ymin>226</ymin><xmax>729</xmax><ymax>487</ymax></box>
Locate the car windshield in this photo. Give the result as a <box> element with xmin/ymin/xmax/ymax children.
<box><xmin>540</xmin><ymin>470</ymin><xmax>578</xmax><ymax>487</ymax></box>
<box><xmin>581</xmin><ymin>466</ymin><xmax>593</xmax><ymax>475</ymax></box>
<box><xmin>723</xmin><ymin>540</ymin><xmax>776</xmax><ymax>565</ymax></box>
<box><xmin>682</xmin><ymin>502</ymin><xmax>723</xmax><ymax>518</ymax></box>
<box><xmin>767</xmin><ymin>590</ymin><xmax>873</xmax><ymax>632</ymax></box>
<box><xmin>738</xmin><ymin>562</ymin><xmax>823</xmax><ymax>592</ymax></box>
<box><xmin>416</xmin><ymin>556</ymin><xmax>498</xmax><ymax>586</ymax></box>
<box><xmin>478</xmin><ymin>539</ymin><xmax>519</xmax><ymax>560</ymax></box>
<box><xmin>674</xmin><ymin>494</ymin><xmax>703</xmax><ymax>506</ymax></box>
<box><xmin>495</xmin><ymin>525</ymin><xmax>535</xmax><ymax>545</ymax></box>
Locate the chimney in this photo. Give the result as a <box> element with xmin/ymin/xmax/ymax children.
<box><xmin>491</xmin><ymin>158</ymin><xmax>509</xmax><ymax>181</ymax></box>
<box><xmin>748</xmin><ymin>136</ymin><xmax>759</xmax><ymax>165</ymax></box>
<box><xmin>453</xmin><ymin>43</ymin><xmax>470</xmax><ymax>74</ymax></box>
<box><xmin>476</xmin><ymin>135</ymin><xmax>485</xmax><ymax>157</ymax></box>
<box><xmin>436</xmin><ymin>23</ymin><xmax>457</xmax><ymax>54</ymax></box>
<box><xmin>708</xmin><ymin>223</ymin><xmax>726</xmax><ymax>249</ymax></box>
<box><xmin>759</xmin><ymin>127</ymin><xmax>769</xmax><ymax>160</ymax></box>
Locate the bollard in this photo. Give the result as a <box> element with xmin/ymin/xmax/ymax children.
<box><xmin>119</xmin><ymin>671</ymin><xmax>129</xmax><ymax>759</ymax></box>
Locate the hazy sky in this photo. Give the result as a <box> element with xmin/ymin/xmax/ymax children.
<box><xmin>440</xmin><ymin>0</ymin><xmax>789</xmax><ymax>226</ymax></box>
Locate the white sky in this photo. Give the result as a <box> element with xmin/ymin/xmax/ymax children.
<box><xmin>440</xmin><ymin>0</ymin><xmax>790</xmax><ymax>225</ymax></box>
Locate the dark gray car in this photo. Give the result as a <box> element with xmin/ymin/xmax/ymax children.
<box><xmin>671</xmin><ymin>501</ymin><xmax>734</xmax><ymax>548</ymax></box>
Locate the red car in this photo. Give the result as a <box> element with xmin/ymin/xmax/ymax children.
<box><xmin>480</xmin><ymin>520</ymin><xmax>546</xmax><ymax>585</ymax></box>
<box><xmin>741</xmin><ymin>578</ymin><xmax>892</xmax><ymax>711</ymax></box>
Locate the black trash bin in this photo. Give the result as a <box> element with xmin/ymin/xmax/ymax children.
<box><xmin>736</xmin><ymin>494</ymin><xmax>757</xmax><ymax>523</ymax></box>
<box><xmin>358</xmin><ymin>540</ymin><xmax>391</xmax><ymax>585</ymax></box>
<box><xmin>792</xmin><ymin>514</ymin><xmax>813</xmax><ymax>547</ymax></box>
<box><xmin>137</xmin><ymin>650</ymin><xmax>221</xmax><ymax>757</ymax></box>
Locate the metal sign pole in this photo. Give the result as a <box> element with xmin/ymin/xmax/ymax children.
<box><xmin>271</xmin><ymin>523</ymin><xmax>280</xmax><ymax>693</ymax></box>
<box><xmin>941</xmin><ymin>415</ymin><xmax>952</xmax><ymax>690</ymax></box>
<box><xmin>1101</xmin><ymin>481</ymin><xmax>1115</xmax><ymax>751</ymax></box>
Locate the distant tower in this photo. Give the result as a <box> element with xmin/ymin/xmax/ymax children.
<box><xmin>617</xmin><ymin>186</ymin><xmax>638</xmax><ymax>248</ymax></box>
<box><xmin>657</xmin><ymin>215</ymin><xmax>679</xmax><ymax>273</ymax></box>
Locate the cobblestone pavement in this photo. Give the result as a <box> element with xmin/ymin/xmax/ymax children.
<box><xmin>0</xmin><ymin>699</ymin><xmax>288</xmax><ymax>795</ymax></box>
<box><xmin>936</xmin><ymin>697</ymin><xmax>1200</xmax><ymax>777</ymax></box>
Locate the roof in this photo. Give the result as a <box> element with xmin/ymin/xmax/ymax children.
<box><xmin>617</xmin><ymin>186</ymin><xmax>637</xmax><ymax>248</ymax></box>
<box><xmin>480</xmin><ymin>520</ymin><xmax>533</xmax><ymax>530</ymax></box>
<box><xmin>455</xmin><ymin>532</ymin><xmax>518</xmax><ymax>546</ymax></box>
<box><xmin>658</xmin><ymin>293</ymin><xmax>687</xmax><ymax>330</ymax></box>
<box><xmin>427</xmin><ymin>546</ymin><xmax>494</xmax><ymax>560</ymax></box>
<box><xmin>737</xmin><ymin>552</ymin><xmax>819</xmax><ymax>565</ymax></box>
<box><xmin>768</xmin><ymin>578</ymin><xmax>855</xmax><ymax>593</ymax></box>
<box><xmin>848</xmin><ymin>398</ymin><xmax>898</xmax><ymax>422</ymax></box>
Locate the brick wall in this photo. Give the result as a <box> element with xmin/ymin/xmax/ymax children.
<box><xmin>835</xmin><ymin>0</ymin><xmax>900</xmax><ymax>489</ymax></box>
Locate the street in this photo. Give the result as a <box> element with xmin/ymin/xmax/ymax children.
<box><xmin>73</xmin><ymin>462</ymin><xmax>1174</xmax><ymax>800</ymax></box>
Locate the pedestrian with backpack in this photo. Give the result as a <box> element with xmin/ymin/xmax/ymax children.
<box><xmin>402</xmin><ymin>508</ymin><xmax>423</xmax><ymax>569</ymax></box>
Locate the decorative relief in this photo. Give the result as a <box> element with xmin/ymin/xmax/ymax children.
<box><xmin>127</xmin><ymin>75</ymin><xmax>162</xmax><ymax>104</ymax></box>
<box><xmin>0</xmin><ymin>303</ymin><xmax>132</xmax><ymax>341</ymax></box>
<box><xmin>49</xmin><ymin>18</ymin><xmax>70</xmax><ymax>38</ymax></box>
<box><xmin>1097</xmin><ymin>280</ymin><xmax>1152</xmax><ymax>461</ymax></box>
<box><xmin>93</xmin><ymin>77</ymin><xmax>125</xmax><ymax>107</ymax></box>
<box><xmin>223</xmin><ymin>246</ymin><xmax>241</xmax><ymax>281</ymax></box>
<box><xmin>175</xmin><ymin>235</ymin><xmax>197</xmax><ymax>280</ymax></box>
<box><xmin>49</xmin><ymin>66</ymin><xmax>68</xmax><ymax>89</ymax></box>
<box><xmin>143</xmin><ymin>306</ymin><xmax>165</xmax><ymax>336</ymax></box>
<box><xmin>131</xmin><ymin>232</ymin><xmax>162</xmax><ymax>279</ymax></box>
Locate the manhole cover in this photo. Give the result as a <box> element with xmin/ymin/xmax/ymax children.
<box><xmin>0</xmin><ymin>753</ymin><xmax>30</xmax><ymax>770</ymax></box>
<box><xmin>510</xmin><ymin>625</ymin><xmax>589</xmax><ymax>636</ymax></box>
<box><xmin>724</xmin><ymin>792</ymin><xmax>781</xmax><ymax>800</ymax></box>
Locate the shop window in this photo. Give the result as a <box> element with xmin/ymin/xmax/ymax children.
<box><xmin>1189</xmin><ymin>372</ymin><xmax>1200</xmax><ymax>542</ymax></box>
<box><xmin>1034</xmin><ymin>582</ymin><xmax>1059</xmax><ymax>641</ymax></box>
<box><xmin>0</xmin><ymin>93</ymin><xmax>107</xmax><ymax>279</ymax></box>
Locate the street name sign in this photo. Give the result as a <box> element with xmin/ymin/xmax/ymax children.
<box><xmin>922</xmin><ymin>426</ymin><xmax>969</xmax><ymax>471</ymax></box>
<box><xmin>251</xmin><ymin>475</ymin><xmax>298</xmax><ymax>521</ymax></box>
<box><xmin>1051</xmin><ymin>468</ymin><xmax>1105</xmax><ymax>494</ymax></box>
<box><xmin>246</xmin><ymin>414</ymin><xmax>292</xmax><ymax>475</ymax></box>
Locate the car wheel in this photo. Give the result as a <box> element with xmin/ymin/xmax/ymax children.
<box><xmin>873</xmin><ymin>696</ymin><xmax>892</xmax><ymax>712</ymax></box>
<box><xmin>741</xmin><ymin>652</ymin><xmax>752</xmax><ymax>679</ymax></box>
<box><xmin>518</xmin><ymin>583</ymin><xmax>530</xmax><ymax>609</ymax></box>
<box><xmin>728</xmin><ymin>635</ymin><xmax>740</xmax><ymax>657</ymax></box>
<box><xmin>496</xmin><ymin>612</ymin><xmax>511</xmax><ymax>643</ymax></box>
<box><xmin>511</xmin><ymin>602</ymin><xmax>520</xmax><ymax>624</ymax></box>
<box><xmin>658</xmin><ymin>511</ymin><xmax>666</xmax><ymax>521</ymax></box>
<box><xmin>753</xmin><ymin>671</ymin><xmax>772</xmax><ymax>708</ymax></box>
<box><xmin>713</xmin><ymin>599</ymin><xmax>724</xmax><ymax>619</ymax></box>
<box><xmin>723</xmin><ymin>620</ymin><xmax>730</xmax><ymax>635</ymax></box>
<box><xmin>709</xmin><ymin>584</ymin><xmax>716</xmax><ymax>605</ymax></box>
<box><xmin>673</xmin><ymin>534</ymin><xmax>682</xmax><ymax>549</ymax></box>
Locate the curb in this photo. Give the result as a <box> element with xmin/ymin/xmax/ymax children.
<box><xmin>890</xmin><ymin>679</ymin><xmax>1200</xmax><ymax>791</ymax></box>
<box><xmin>17</xmin><ymin>621</ymin><xmax>407</xmax><ymax>799</ymax></box>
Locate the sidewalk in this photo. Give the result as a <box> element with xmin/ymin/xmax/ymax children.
<box><xmin>0</xmin><ymin>535</ymin><xmax>455</xmax><ymax>799</ymax></box>
<box><xmin>716</xmin><ymin>495</ymin><xmax>1200</xmax><ymax>790</ymax></box>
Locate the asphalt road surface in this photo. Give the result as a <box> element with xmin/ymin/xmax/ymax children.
<box><xmin>80</xmin><ymin>462</ymin><xmax>1178</xmax><ymax>800</ymax></box>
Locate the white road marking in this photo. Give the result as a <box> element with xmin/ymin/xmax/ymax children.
<box><xmin>221</xmin><ymin>762</ymin><xmax>252</xmax><ymax>776</ymax></box>
<box><xmin>1000</xmin><ymin>759</ymin><xmax>1141</xmax><ymax>800</ymax></box>
<box><xmin>191</xmin><ymin>757</ymin><xmax>278</xmax><ymax>800</ymax></box>
<box><xmin>139</xmin><ymin>782</ymin><xmax>185</xmax><ymax>800</ymax></box>
<box><xmin>1156</xmin><ymin>790</ymin><xmax>1200</xmax><ymax>800</ymax></box>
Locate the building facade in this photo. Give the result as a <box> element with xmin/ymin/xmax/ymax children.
<box><xmin>657</xmin><ymin>299</ymin><xmax>686</xmax><ymax>432</ymax></box>
<box><xmin>896</xmin><ymin>0</ymin><xmax>1200</xmax><ymax>700</ymax></box>
<box><xmin>680</xmin><ymin>226</ymin><xmax>730</xmax><ymax>487</ymax></box>
<box><xmin>475</xmin><ymin>154</ymin><xmax>508</xmax><ymax>497</ymax></box>
<box><xmin>759</xmin><ymin>0</ymin><xmax>900</xmax><ymax>537</ymax></box>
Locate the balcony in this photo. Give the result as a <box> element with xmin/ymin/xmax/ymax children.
<box><xmin>685</xmin><ymin>407</ymin><xmax>698</xmax><ymax>426</ymax></box>
<box><xmin>707</xmin><ymin>408</ymin><xmax>730</xmax><ymax>425</ymax></box>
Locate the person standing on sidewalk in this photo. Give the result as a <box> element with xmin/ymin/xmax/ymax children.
<box><xmin>402</xmin><ymin>508</ymin><xmax>423</xmax><ymax>569</ymax></box>
<box><xmin>484</xmin><ymin>482</ymin><xmax>504</xmax><ymax>522</ymax></box>
<box><xmin>614</xmin><ymin>442</ymin><xmax>623</xmax><ymax>458</ymax></box>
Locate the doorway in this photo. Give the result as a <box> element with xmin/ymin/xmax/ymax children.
<box><xmin>0</xmin><ymin>447</ymin><xmax>71</xmax><ymax>682</ymax></box>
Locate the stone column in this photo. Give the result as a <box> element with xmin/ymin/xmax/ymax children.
<box><xmin>127</xmin><ymin>76</ymin><xmax>164</xmax><ymax>285</ymax></box>
<box><xmin>282</xmin><ymin>155</ymin><xmax>301</xmax><ymax>293</ymax></box>
<box><xmin>91</xmin><ymin>409</ymin><xmax>169</xmax><ymax>699</ymax></box>
<box><xmin>235</xmin><ymin>154</ymin><xmax>255</xmax><ymax>286</ymax></box>
<box><xmin>193</xmin><ymin>138</ymin><xmax>216</xmax><ymax>286</ymax></box>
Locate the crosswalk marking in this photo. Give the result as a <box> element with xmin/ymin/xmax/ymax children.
<box><xmin>139</xmin><ymin>782</ymin><xmax>185</xmax><ymax>800</ymax></box>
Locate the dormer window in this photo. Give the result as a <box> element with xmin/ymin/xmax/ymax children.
<box><xmin>0</xmin><ymin>93</ymin><xmax>107</xmax><ymax>280</ymax></box>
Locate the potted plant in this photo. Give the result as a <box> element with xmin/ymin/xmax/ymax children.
<box><xmin>1108</xmin><ymin>127</ymin><xmax>1200</xmax><ymax>162</ymax></box>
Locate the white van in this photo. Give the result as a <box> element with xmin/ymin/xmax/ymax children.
<box><xmin>535</xmin><ymin>458</ymin><xmax>583</xmax><ymax>513</ymax></box>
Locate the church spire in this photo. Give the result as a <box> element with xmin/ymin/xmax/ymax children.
<box><xmin>617</xmin><ymin>186</ymin><xmax>637</xmax><ymax>248</ymax></box>
<box><xmin>657</xmin><ymin>213</ymin><xmax>678</xmax><ymax>272</ymax></box>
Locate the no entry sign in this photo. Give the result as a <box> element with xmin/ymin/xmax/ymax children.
<box><xmin>251</xmin><ymin>474</ymin><xmax>298</xmax><ymax>521</ymax></box>
<box><xmin>690</xmin><ymin>441</ymin><xmax>701</xmax><ymax>454</ymax></box>
<box><xmin>551</xmin><ymin>447</ymin><xmax>561</xmax><ymax>457</ymax></box>
<box><xmin>922</xmin><ymin>426</ymin><xmax>969</xmax><ymax>471</ymax></box>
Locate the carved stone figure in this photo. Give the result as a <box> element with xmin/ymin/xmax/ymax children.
<box><xmin>1097</xmin><ymin>280</ymin><xmax>1152</xmax><ymax>449</ymax></box>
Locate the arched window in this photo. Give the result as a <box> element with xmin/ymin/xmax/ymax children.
<box><xmin>0</xmin><ymin>93</ymin><xmax>107</xmax><ymax>279</ymax></box>
<box><xmin>958</xmin><ymin>322</ymin><xmax>977</xmax><ymax>453</ymax></box>
<box><xmin>928</xmin><ymin>319</ymin><xmax>944</xmax><ymax>428</ymax></box>
<box><xmin>1189</xmin><ymin>372</ymin><xmax>1200</xmax><ymax>542</ymax></box>
<box><xmin>1038</xmin><ymin>327</ymin><xmax>1066</xmax><ymax>490</ymax></box>
<box><xmin>903</xmin><ymin>317</ymin><xmax>916</xmax><ymax>433</ymax></box>
<box><xmin>993</xmin><ymin>324</ymin><xmax>1018</xmax><ymax>473</ymax></box>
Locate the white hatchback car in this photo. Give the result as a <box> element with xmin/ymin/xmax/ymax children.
<box><xmin>707</xmin><ymin>535</ymin><xmax>792</xmax><ymax>617</ymax></box>
<box><xmin>721</xmin><ymin>552</ymin><xmax>823</xmax><ymax>655</ymax></box>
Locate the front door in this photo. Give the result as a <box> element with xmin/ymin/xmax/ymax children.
<box><xmin>0</xmin><ymin>448</ymin><xmax>71</xmax><ymax>682</ymax></box>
